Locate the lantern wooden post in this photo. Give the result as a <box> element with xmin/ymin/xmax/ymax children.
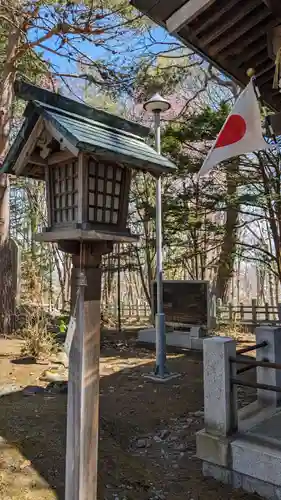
<box><xmin>66</xmin><ymin>242</ymin><xmax>112</xmax><ymax>500</ymax></box>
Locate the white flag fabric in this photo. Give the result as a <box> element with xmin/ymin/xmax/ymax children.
<box><xmin>198</xmin><ymin>79</ymin><xmax>271</xmax><ymax>177</ymax></box>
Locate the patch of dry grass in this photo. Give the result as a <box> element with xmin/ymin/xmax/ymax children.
<box><xmin>216</xmin><ymin>321</ymin><xmax>255</xmax><ymax>344</ymax></box>
<box><xmin>20</xmin><ymin>308</ymin><xmax>58</xmax><ymax>360</ymax></box>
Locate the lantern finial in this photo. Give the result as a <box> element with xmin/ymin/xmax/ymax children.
<box><xmin>246</xmin><ymin>68</ymin><xmax>255</xmax><ymax>78</ymax></box>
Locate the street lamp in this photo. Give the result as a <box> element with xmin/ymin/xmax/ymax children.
<box><xmin>143</xmin><ymin>93</ymin><xmax>172</xmax><ymax>380</ymax></box>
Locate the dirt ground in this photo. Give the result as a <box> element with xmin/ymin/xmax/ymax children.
<box><xmin>0</xmin><ymin>331</ymin><xmax>260</xmax><ymax>500</ymax></box>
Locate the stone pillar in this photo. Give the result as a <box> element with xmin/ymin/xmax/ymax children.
<box><xmin>65</xmin><ymin>242</ymin><xmax>111</xmax><ymax>500</ymax></box>
<box><xmin>256</xmin><ymin>326</ymin><xmax>281</xmax><ymax>407</ymax></box>
<box><xmin>278</xmin><ymin>303</ymin><xmax>281</xmax><ymax>322</ymax></box>
<box><xmin>203</xmin><ymin>337</ymin><xmax>237</xmax><ymax>436</ymax></box>
<box><xmin>209</xmin><ymin>293</ymin><xmax>217</xmax><ymax>330</ymax></box>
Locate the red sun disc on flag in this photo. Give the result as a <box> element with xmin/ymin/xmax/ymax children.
<box><xmin>215</xmin><ymin>114</ymin><xmax>247</xmax><ymax>149</ymax></box>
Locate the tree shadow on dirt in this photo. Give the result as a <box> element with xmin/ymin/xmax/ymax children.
<box><xmin>0</xmin><ymin>346</ymin><xmax>204</xmax><ymax>498</ymax></box>
<box><xmin>0</xmin><ymin>351</ymin><xmax>167</xmax><ymax>499</ymax></box>
<box><xmin>0</xmin><ymin>344</ymin><xmax>258</xmax><ymax>500</ymax></box>
<box><xmin>0</xmin><ymin>389</ymin><xmax>67</xmax><ymax>498</ymax></box>
<box><xmin>11</xmin><ymin>356</ymin><xmax>37</xmax><ymax>364</ymax></box>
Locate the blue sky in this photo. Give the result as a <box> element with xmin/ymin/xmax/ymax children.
<box><xmin>31</xmin><ymin>18</ymin><xmax>180</xmax><ymax>98</ymax></box>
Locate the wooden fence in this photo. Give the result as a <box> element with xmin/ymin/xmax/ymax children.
<box><xmin>103</xmin><ymin>298</ymin><xmax>281</xmax><ymax>328</ymax></box>
<box><xmin>103</xmin><ymin>301</ymin><xmax>151</xmax><ymax>325</ymax></box>
<box><xmin>217</xmin><ymin>299</ymin><xmax>281</xmax><ymax>326</ymax></box>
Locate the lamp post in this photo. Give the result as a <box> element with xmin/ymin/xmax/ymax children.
<box><xmin>143</xmin><ymin>93</ymin><xmax>171</xmax><ymax>379</ymax></box>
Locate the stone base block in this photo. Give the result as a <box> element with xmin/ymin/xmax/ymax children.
<box><xmin>143</xmin><ymin>372</ymin><xmax>181</xmax><ymax>383</ymax></box>
<box><xmin>198</xmin><ymin>425</ymin><xmax>281</xmax><ymax>499</ymax></box>
<box><xmin>203</xmin><ymin>462</ymin><xmax>281</xmax><ymax>499</ymax></box>
<box><xmin>203</xmin><ymin>461</ymin><xmax>231</xmax><ymax>485</ymax></box>
<box><xmin>190</xmin><ymin>326</ymin><xmax>205</xmax><ymax>338</ymax></box>
<box><xmin>238</xmin><ymin>400</ymin><xmax>278</xmax><ymax>433</ymax></box>
<box><xmin>196</xmin><ymin>429</ymin><xmax>231</xmax><ymax>467</ymax></box>
<box><xmin>231</xmin><ymin>437</ymin><xmax>281</xmax><ymax>486</ymax></box>
<box><xmin>190</xmin><ymin>337</ymin><xmax>204</xmax><ymax>350</ymax></box>
<box><xmin>137</xmin><ymin>328</ymin><xmax>207</xmax><ymax>350</ymax></box>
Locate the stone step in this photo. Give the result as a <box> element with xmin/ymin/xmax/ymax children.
<box><xmin>231</xmin><ymin>435</ymin><xmax>281</xmax><ymax>486</ymax></box>
<box><xmin>137</xmin><ymin>328</ymin><xmax>206</xmax><ymax>350</ymax></box>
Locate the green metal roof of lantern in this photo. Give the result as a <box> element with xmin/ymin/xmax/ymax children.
<box><xmin>1</xmin><ymin>81</ymin><xmax>176</xmax><ymax>178</ymax></box>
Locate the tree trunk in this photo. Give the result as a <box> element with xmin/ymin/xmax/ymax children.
<box><xmin>0</xmin><ymin>24</ymin><xmax>20</xmax><ymax>242</ymax></box>
<box><xmin>237</xmin><ymin>256</ymin><xmax>241</xmax><ymax>303</ymax></box>
<box><xmin>215</xmin><ymin>160</ymin><xmax>239</xmax><ymax>301</ymax></box>
<box><xmin>0</xmin><ymin>24</ymin><xmax>20</xmax><ymax>333</ymax></box>
<box><xmin>0</xmin><ymin>175</ymin><xmax>10</xmax><ymax>245</ymax></box>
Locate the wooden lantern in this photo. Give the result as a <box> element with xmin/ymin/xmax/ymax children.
<box><xmin>1</xmin><ymin>81</ymin><xmax>177</xmax><ymax>500</ymax></box>
<box><xmin>2</xmin><ymin>81</ymin><xmax>176</xmax><ymax>247</ymax></box>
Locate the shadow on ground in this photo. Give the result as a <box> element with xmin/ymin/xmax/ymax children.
<box><xmin>11</xmin><ymin>356</ymin><xmax>37</xmax><ymax>365</ymax></box>
<box><xmin>0</xmin><ymin>341</ymin><xmax>258</xmax><ymax>500</ymax></box>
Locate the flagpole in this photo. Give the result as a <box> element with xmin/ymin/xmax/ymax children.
<box><xmin>247</xmin><ymin>68</ymin><xmax>278</xmax><ymax>145</ymax></box>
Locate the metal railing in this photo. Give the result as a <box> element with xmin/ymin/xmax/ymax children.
<box><xmin>229</xmin><ymin>341</ymin><xmax>281</xmax><ymax>394</ymax></box>
<box><xmin>236</xmin><ymin>341</ymin><xmax>267</xmax><ymax>355</ymax></box>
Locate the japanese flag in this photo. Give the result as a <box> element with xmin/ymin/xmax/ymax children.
<box><xmin>198</xmin><ymin>79</ymin><xmax>271</xmax><ymax>177</ymax></box>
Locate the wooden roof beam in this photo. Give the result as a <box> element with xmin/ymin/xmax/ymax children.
<box><xmin>263</xmin><ymin>0</ymin><xmax>281</xmax><ymax>17</ymax></box>
<box><xmin>47</xmin><ymin>150</ymin><xmax>75</xmax><ymax>165</ymax></box>
<box><xmin>259</xmin><ymin>82</ymin><xmax>279</xmax><ymax>94</ymax></box>
<box><xmin>28</xmin><ymin>154</ymin><xmax>48</xmax><ymax>166</ymax></box>
<box><xmin>268</xmin><ymin>111</ymin><xmax>281</xmax><ymax>135</ymax></box>
<box><xmin>13</xmin><ymin>117</ymin><xmax>45</xmax><ymax>175</ymax></box>
<box><xmin>166</xmin><ymin>0</ymin><xmax>216</xmax><ymax>33</ymax></box>
<box><xmin>232</xmin><ymin>45</ymin><xmax>267</xmax><ymax>71</ymax></box>
<box><xmin>200</xmin><ymin>0</ymin><xmax>262</xmax><ymax>46</ymax></box>
<box><xmin>255</xmin><ymin>60</ymin><xmax>275</xmax><ymax>77</ymax></box>
<box><xmin>194</xmin><ymin>0</ymin><xmax>242</xmax><ymax>36</ymax></box>
<box><xmin>209</xmin><ymin>8</ymin><xmax>270</xmax><ymax>56</ymax></box>
<box><xmin>259</xmin><ymin>88</ymin><xmax>281</xmax><ymax>111</ymax></box>
<box><xmin>44</xmin><ymin>120</ymin><xmax>79</xmax><ymax>158</ymax></box>
<box><xmin>243</xmin><ymin>48</ymin><xmax>268</xmax><ymax>68</ymax></box>
<box><xmin>220</xmin><ymin>19</ymin><xmax>277</xmax><ymax>60</ymax></box>
<box><xmin>256</xmin><ymin>70</ymin><xmax>274</xmax><ymax>86</ymax></box>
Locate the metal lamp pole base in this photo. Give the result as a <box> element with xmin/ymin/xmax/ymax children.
<box><xmin>154</xmin><ymin>312</ymin><xmax>168</xmax><ymax>376</ymax></box>
<box><xmin>143</xmin><ymin>313</ymin><xmax>180</xmax><ymax>383</ymax></box>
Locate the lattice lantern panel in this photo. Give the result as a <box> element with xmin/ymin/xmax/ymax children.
<box><xmin>47</xmin><ymin>155</ymin><xmax>131</xmax><ymax>231</ymax></box>
<box><xmin>88</xmin><ymin>158</ymin><xmax>125</xmax><ymax>226</ymax></box>
<box><xmin>51</xmin><ymin>161</ymin><xmax>78</xmax><ymax>225</ymax></box>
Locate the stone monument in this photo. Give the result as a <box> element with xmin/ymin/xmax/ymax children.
<box><xmin>138</xmin><ymin>279</ymin><xmax>215</xmax><ymax>350</ymax></box>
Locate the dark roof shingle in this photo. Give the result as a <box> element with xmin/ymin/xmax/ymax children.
<box><xmin>1</xmin><ymin>98</ymin><xmax>176</xmax><ymax>177</ymax></box>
